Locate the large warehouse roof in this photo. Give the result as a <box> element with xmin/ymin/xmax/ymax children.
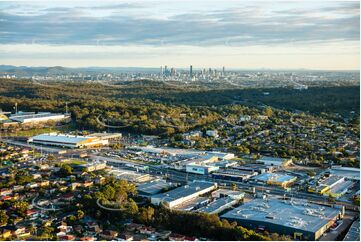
<box><xmin>151</xmin><ymin>181</ymin><xmax>216</xmax><ymax>203</ymax></box>
<box><xmin>31</xmin><ymin>133</ymin><xmax>91</xmax><ymax>144</ymax></box>
<box><xmin>221</xmin><ymin>198</ymin><xmax>341</xmax><ymax>233</ymax></box>
<box><xmin>256</xmin><ymin>156</ymin><xmax>291</xmax><ymax>166</ymax></box>
<box><xmin>9</xmin><ymin>112</ymin><xmax>67</xmax><ymax>123</ymax></box>
<box><xmin>137</xmin><ymin>179</ymin><xmax>175</xmax><ymax>195</ymax></box>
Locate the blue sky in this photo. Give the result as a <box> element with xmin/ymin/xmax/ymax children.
<box><xmin>0</xmin><ymin>0</ymin><xmax>359</xmax><ymax>69</ymax></box>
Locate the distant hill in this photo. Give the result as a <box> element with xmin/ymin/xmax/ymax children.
<box><xmin>0</xmin><ymin>65</ymin><xmax>160</xmax><ymax>76</ymax></box>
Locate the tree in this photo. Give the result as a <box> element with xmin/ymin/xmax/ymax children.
<box><xmin>102</xmin><ymin>185</ymin><xmax>115</xmax><ymax>201</ymax></box>
<box><xmin>0</xmin><ymin>210</ymin><xmax>9</xmax><ymax>225</ymax></box>
<box><xmin>264</xmin><ymin>107</ymin><xmax>273</xmax><ymax>117</ymax></box>
<box><xmin>13</xmin><ymin>201</ymin><xmax>29</xmax><ymax>217</ymax></box>
<box><xmin>67</xmin><ymin>215</ymin><xmax>77</xmax><ymax>225</ymax></box>
<box><xmin>77</xmin><ymin>210</ymin><xmax>85</xmax><ymax>220</ymax></box>
<box><xmin>137</xmin><ymin>206</ymin><xmax>155</xmax><ymax>225</ymax></box>
<box><xmin>58</xmin><ymin>164</ymin><xmax>73</xmax><ymax>177</ymax></box>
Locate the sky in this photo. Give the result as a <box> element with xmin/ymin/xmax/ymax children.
<box><xmin>0</xmin><ymin>0</ymin><xmax>359</xmax><ymax>70</ymax></box>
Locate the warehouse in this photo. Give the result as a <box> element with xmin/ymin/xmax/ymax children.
<box><xmin>150</xmin><ymin>181</ymin><xmax>217</xmax><ymax>208</ymax></box>
<box><xmin>343</xmin><ymin>219</ymin><xmax>360</xmax><ymax>241</ymax></box>
<box><xmin>256</xmin><ymin>156</ymin><xmax>292</xmax><ymax>167</ymax></box>
<box><xmin>211</xmin><ymin>189</ymin><xmax>245</xmax><ymax>200</ymax></box>
<box><xmin>329</xmin><ymin>166</ymin><xmax>360</xmax><ymax>181</ymax></box>
<box><xmin>197</xmin><ymin>197</ymin><xmax>238</xmax><ymax>214</ymax></box>
<box><xmin>327</xmin><ymin>179</ymin><xmax>354</xmax><ymax>198</ymax></box>
<box><xmin>9</xmin><ymin>111</ymin><xmax>70</xmax><ymax>124</ymax></box>
<box><xmin>28</xmin><ymin>133</ymin><xmax>108</xmax><ymax>148</ymax></box>
<box><xmin>91</xmin><ymin>132</ymin><xmax>122</xmax><ymax>141</ymax></box>
<box><xmin>173</xmin><ymin>197</ymin><xmax>210</xmax><ymax>211</ymax></box>
<box><xmin>221</xmin><ymin>198</ymin><xmax>343</xmax><ymax>240</ymax></box>
<box><xmin>137</xmin><ymin>179</ymin><xmax>176</xmax><ymax>196</ymax></box>
<box><xmin>252</xmin><ymin>173</ymin><xmax>297</xmax><ymax>188</ymax></box>
<box><xmin>79</xmin><ymin>161</ymin><xmax>107</xmax><ymax>172</ymax></box>
<box><xmin>232</xmin><ymin>163</ymin><xmax>274</xmax><ymax>173</ymax></box>
<box><xmin>109</xmin><ymin>168</ymin><xmax>152</xmax><ymax>183</ymax></box>
<box><xmin>308</xmin><ymin>174</ymin><xmax>353</xmax><ymax>197</ymax></box>
<box><xmin>212</xmin><ymin>170</ymin><xmax>256</xmax><ymax>182</ymax></box>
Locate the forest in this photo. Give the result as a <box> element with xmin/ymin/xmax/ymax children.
<box><xmin>0</xmin><ymin>78</ymin><xmax>359</xmax><ymax>136</ymax></box>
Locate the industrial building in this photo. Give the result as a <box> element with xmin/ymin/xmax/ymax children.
<box><xmin>184</xmin><ymin>152</ymin><xmax>236</xmax><ymax>175</ymax></box>
<box><xmin>329</xmin><ymin>166</ymin><xmax>360</xmax><ymax>181</ymax></box>
<box><xmin>343</xmin><ymin>219</ymin><xmax>360</xmax><ymax>241</ymax></box>
<box><xmin>91</xmin><ymin>132</ymin><xmax>122</xmax><ymax>141</ymax></box>
<box><xmin>150</xmin><ymin>181</ymin><xmax>217</xmax><ymax>209</ymax></box>
<box><xmin>232</xmin><ymin>163</ymin><xmax>275</xmax><ymax>173</ymax></box>
<box><xmin>78</xmin><ymin>162</ymin><xmax>107</xmax><ymax>172</ymax></box>
<box><xmin>308</xmin><ymin>174</ymin><xmax>354</xmax><ymax>198</ymax></box>
<box><xmin>252</xmin><ymin>173</ymin><xmax>297</xmax><ymax>188</ymax></box>
<box><xmin>221</xmin><ymin>198</ymin><xmax>343</xmax><ymax>240</ymax></box>
<box><xmin>109</xmin><ymin>168</ymin><xmax>152</xmax><ymax>183</ymax></box>
<box><xmin>173</xmin><ymin>197</ymin><xmax>210</xmax><ymax>211</ymax></box>
<box><xmin>131</xmin><ymin>146</ymin><xmax>203</xmax><ymax>158</ymax></box>
<box><xmin>9</xmin><ymin>111</ymin><xmax>70</xmax><ymax>124</ymax></box>
<box><xmin>197</xmin><ymin>197</ymin><xmax>238</xmax><ymax>214</ymax></box>
<box><xmin>211</xmin><ymin>189</ymin><xmax>245</xmax><ymax>200</ymax></box>
<box><xmin>137</xmin><ymin>179</ymin><xmax>176</xmax><ymax>196</ymax></box>
<box><xmin>28</xmin><ymin>133</ymin><xmax>109</xmax><ymax>148</ymax></box>
<box><xmin>212</xmin><ymin>170</ymin><xmax>256</xmax><ymax>182</ymax></box>
<box><xmin>256</xmin><ymin>156</ymin><xmax>292</xmax><ymax>167</ymax></box>
<box><xmin>186</xmin><ymin>163</ymin><xmax>219</xmax><ymax>175</ymax></box>
<box><xmin>205</xmin><ymin>152</ymin><xmax>235</xmax><ymax>160</ymax></box>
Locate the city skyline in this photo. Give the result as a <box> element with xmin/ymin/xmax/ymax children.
<box><xmin>0</xmin><ymin>0</ymin><xmax>360</xmax><ymax>70</ymax></box>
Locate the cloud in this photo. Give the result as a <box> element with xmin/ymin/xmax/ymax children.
<box><xmin>0</xmin><ymin>1</ymin><xmax>359</xmax><ymax>46</ymax></box>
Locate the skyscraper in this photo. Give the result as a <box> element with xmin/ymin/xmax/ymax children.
<box><xmin>190</xmin><ymin>65</ymin><xmax>193</xmax><ymax>78</ymax></box>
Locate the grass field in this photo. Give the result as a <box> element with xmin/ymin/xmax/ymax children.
<box><xmin>59</xmin><ymin>159</ymin><xmax>87</xmax><ymax>166</ymax></box>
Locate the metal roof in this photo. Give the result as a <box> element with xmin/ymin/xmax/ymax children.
<box><xmin>151</xmin><ymin>181</ymin><xmax>216</xmax><ymax>203</ymax></box>
<box><xmin>253</xmin><ymin>173</ymin><xmax>296</xmax><ymax>183</ymax></box>
<box><xmin>221</xmin><ymin>198</ymin><xmax>341</xmax><ymax>233</ymax></box>
<box><xmin>31</xmin><ymin>133</ymin><xmax>91</xmax><ymax>144</ymax></box>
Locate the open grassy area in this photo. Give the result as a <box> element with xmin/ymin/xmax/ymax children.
<box><xmin>59</xmin><ymin>159</ymin><xmax>87</xmax><ymax>166</ymax></box>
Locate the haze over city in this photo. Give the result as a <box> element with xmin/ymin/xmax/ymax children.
<box><xmin>0</xmin><ymin>0</ymin><xmax>359</xmax><ymax>70</ymax></box>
